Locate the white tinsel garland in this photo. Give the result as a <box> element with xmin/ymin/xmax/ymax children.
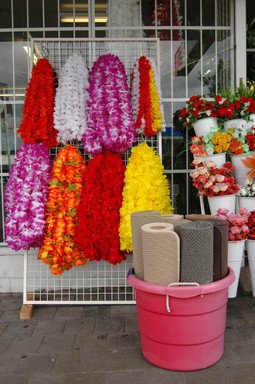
<box><xmin>54</xmin><ymin>53</ymin><xmax>89</xmax><ymax>144</ymax></box>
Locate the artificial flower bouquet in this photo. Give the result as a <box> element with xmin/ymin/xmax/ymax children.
<box><xmin>214</xmin><ymin>207</ymin><xmax>250</xmax><ymax>241</ymax></box>
<box><xmin>178</xmin><ymin>95</ymin><xmax>218</xmax><ymax>128</ymax></box>
<box><xmin>190</xmin><ymin>157</ymin><xmax>240</xmax><ymax>197</ymax></box>
<box><xmin>215</xmin><ymin>94</ymin><xmax>255</xmax><ymax>122</ymax></box>
<box><xmin>247</xmin><ymin>211</ymin><xmax>255</xmax><ymax>240</ymax></box>
<box><xmin>190</xmin><ymin>127</ymin><xmax>232</xmax><ymax>157</ymax></box>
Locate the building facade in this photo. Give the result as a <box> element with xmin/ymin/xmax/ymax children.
<box><xmin>0</xmin><ymin>0</ymin><xmax>253</xmax><ymax>292</ymax></box>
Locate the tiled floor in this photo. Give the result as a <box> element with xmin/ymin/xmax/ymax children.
<box><xmin>0</xmin><ymin>291</ymin><xmax>255</xmax><ymax>384</ymax></box>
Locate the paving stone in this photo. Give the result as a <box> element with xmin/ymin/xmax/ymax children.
<box><xmin>125</xmin><ymin>316</ymin><xmax>138</xmax><ymax>332</ymax></box>
<box><xmin>7</xmin><ymin>334</ymin><xmax>44</xmax><ymax>354</ymax></box>
<box><xmin>65</xmin><ymin>372</ymin><xmax>106</xmax><ymax>384</ymax></box>
<box><xmin>64</xmin><ymin>317</ymin><xmax>96</xmax><ymax>335</ymax></box>
<box><xmin>0</xmin><ymin>294</ymin><xmax>23</xmax><ymax>310</ymax></box>
<box><xmin>52</xmin><ymin>349</ymin><xmax>128</xmax><ymax>373</ymax></box>
<box><xmin>0</xmin><ymin>374</ymin><xmax>28</xmax><ymax>384</ymax></box>
<box><xmin>0</xmin><ymin>355</ymin><xmax>20</xmax><ymax>374</ymax></box>
<box><xmin>225</xmin><ymin>309</ymin><xmax>247</xmax><ymax>327</ymax></box>
<box><xmin>14</xmin><ymin>354</ymin><xmax>55</xmax><ymax>375</ymax></box>
<box><xmin>0</xmin><ymin>336</ymin><xmax>13</xmax><ymax>354</ymax></box>
<box><xmin>184</xmin><ymin>365</ymin><xmax>225</xmax><ymax>384</ymax></box>
<box><xmin>110</xmin><ymin>305</ymin><xmax>137</xmax><ymax>317</ymax></box>
<box><xmin>230</xmin><ymin>340</ymin><xmax>255</xmax><ymax>362</ymax></box>
<box><xmin>216</xmin><ymin>363</ymin><xmax>255</xmax><ymax>384</ymax></box>
<box><xmin>106</xmin><ymin>368</ymin><xmax>188</xmax><ymax>384</ymax></box>
<box><xmin>2</xmin><ymin>321</ymin><xmax>37</xmax><ymax>337</ymax></box>
<box><xmin>224</xmin><ymin>326</ymin><xmax>242</xmax><ymax>344</ymax></box>
<box><xmin>73</xmin><ymin>333</ymin><xmax>107</xmax><ymax>352</ymax></box>
<box><xmin>32</xmin><ymin>306</ymin><xmax>57</xmax><ymax>320</ymax></box>
<box><xmin>235</xmin><ymin>324</ymin><xmax>255</xmax><ymax>340</ymax></box>
<box><xmin>38</xmin><ymin>332</ymin><xmax>76</xmax><ymax>354</ymax></box>
<box><xmin>107</xmin><ymin>332</ymin><xmax>140</xmax><ymax>348</ymax></box>
<box><xmin>54</xmin><ymin>306</ymin><xmax>83</xmax><ymax>320</ymax></box>
<box><xmin>82</xmin><ymin>305</ymin><xmax>111</xmax><ymax>319</ymax></box>
<box><xmin>33</xmin><ymin>320</ymin><xmax>66</xmax><ymax>335</ymax></box>
<box><xmin>240</xmin><ymin>308</ymin><xmax>255</xmax><ymax>324</ymax></box>
<box><xmin>95</xmin><ymin>317</ymin><xmax>125</xmax><ymax>333</ymax></box>
<box><xmin>27</xmin><ymin>374</ymin><xmax>66</xmax><ymax>384</ymax></box>
<box><xmin>0</xmin><ymin>310</ymin><xmax>22</xmax><ymax>323</ymax></box>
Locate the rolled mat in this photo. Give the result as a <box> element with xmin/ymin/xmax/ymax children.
<box><xmin>131</xmin><ymin>210</ymin><xmax>163</xmax><ymax>280</ymax></box>
<box><xmin>141</xmin><ymin>222</ymin><xmax>180</xmax><ymax>285</ymax></box>
<box><xmin>185</xmin><ymin>215</ymin><xmax>228</xmax><ymax>281</ymax></box>
<box><xmin>180</xmin><ymin>220</ymin><xmax>214</xmax><ymax>284</ymax></box>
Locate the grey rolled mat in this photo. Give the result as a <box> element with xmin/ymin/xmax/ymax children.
<box><xmin>141</xmin><ymin>222</ymin><xmax>180</xmax><ymax>285</ymax></box>
<box><xmin>185</xmin><ymin>215</ymin><xmax>228</xmax><ymax>281</ymax></box>
<box><xmin>131</xmin><ymin>210</ymin><xmax>163</xmax><ymax>280</ymax></box>
<box><xmin>161</xmin><ymin>214</ymin><xmax>191</xmax><ymax>237</ymax></box>
<box><xmin>180</xmin><ymin>220</ymin><xmax>214</xmax><ymax>284</ymax></box>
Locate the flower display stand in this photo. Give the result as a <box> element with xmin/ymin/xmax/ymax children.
<box><xmin>128</xmin><ymin>268</ymin><xmax>235</xmax><ymax>371</ymax></box>
<box><xmin>192</xmin><ymin>117</ymin><xmax>218</xmax><ymax>137</ymax></box>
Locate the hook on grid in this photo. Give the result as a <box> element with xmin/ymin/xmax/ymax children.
<box><xmin>41</xmin><ymin>45</ymin><xmax>49</xmax><ymax>58</ymax></box>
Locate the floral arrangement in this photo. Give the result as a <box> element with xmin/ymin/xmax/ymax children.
<box><xmin>82</xmin><ymin>53</ymin><xmax>136</xmax><ymax>154</ymax></box>
<box><xmin>224</xmin><ymin>120</ymin><xmax>254</xmax><ymax>155</ymax></box>
<box><xmin>190</xmin><ymin>128</ymin><xmax>232</xmax><ymax>157</ymax></box>
<box><xmin>247</xmin><ymin>211</ymin><xmax>255</xmax><ymax>240</ymax></box>
<box><xmin>178</xmin><ymin>95</ymin><xmax>218</xmax><ymax>128</ymax></box>
<box><xmin>38</xmin><ymin>145</ymin><xmax>87</xmax><ymax>275</ymax></box>
<box><xmin>76</xmin><ymin>152</ymin><xmax>126</xmax><ymax>264</ymax></box>
<box><xmin>130</xmin><ymin>56</ymin><xmax>165</xmax><ymax>137</ymax></box>
<box><xmin>4</xmin><ymin>143</ymin><xmax>51</xmax><ymax>251</ymax></box>
<box><xmin>190</xmin><ymin>157</ymin><xmax>240</xmax><ymax>197</ymax></box>
<box><xmin>54</xmin><ymin>53</ymin><xmax>89</xmax><ymax>144</ymax></box>
<box><xmin>214</xmin><ymin>208</ymin><xmax>250</xmax><ymax>241</ymax></box>
<box><xmin>238</xmin><ymin>182</ymin><xmax>255</xmax><ymax>197</ymax></box>
<box><xmin>215</xmin><ymin>94</ymin><xmax>255</xmax><ymax>121</ymax></box>
<box><xmin>17</xmin><ymin>58</ymin><xmax>59</xmax><ymax>148</ymax></box>
<box><xmin>119</xmin><ymin>143</ymin><xmax>172</xmax><ymax>252</ymax></box>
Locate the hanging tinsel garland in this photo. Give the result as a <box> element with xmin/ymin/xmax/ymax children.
<box><xmin>4</xmin><ymin>143</ymin><xmax>51</xmax><ymax>251</ymax></box>
<box><xmin>119</xmin><ymin>143</ymin><xmax>172</xmax><ymax>252</ymax></box>
<box><xmin>38</xmin><ymin>145</ymin><xmax>87</xmax><ymax>275</ymax></box>
<box><xmin>76</xmin><ymin>152</ymin><xmax>126</xmax><ymax>264</ymax></box>
<box><xmin>54</xmin><ymin>53</ymin><xmax>89</xmax><ymax>144</ymax></box>
<box><xmin>82</xmin><ymin>53</ymin><xmax>136</xmax><ymax>154</ymax></box>
<box><xmin>130</xmin><ymin>56</ymin><xmax>165</xmax><ymax>137</ymax></box>
<box><xmin>17</xmin><ymin>58</ymin><xmax>58</xmax><ymax>148</ymax></box>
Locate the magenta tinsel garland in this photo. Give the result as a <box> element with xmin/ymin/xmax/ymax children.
<box><xmin>82</xmin><ymin>53</ymin><xmax>136</xmax><ymax>154</ymax></box>
<box><xmin>4</xmin><ymin>143</ymin><xmax>51</xmax><ymax>251</ymax></box>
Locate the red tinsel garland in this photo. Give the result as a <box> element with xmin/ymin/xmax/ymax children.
<box><xmin>17</xmin><ymin>58</ymin><xmax>59</xmax><ymax>148</ymax></box>
<box><xmin>76</xmin><ymin>152</ymin><xmax>126</xmax><ymax>264</ymax></box>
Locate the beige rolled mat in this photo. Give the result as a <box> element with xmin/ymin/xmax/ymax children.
<box><xmin>141</xmin><ymin>222</ymin><xmax>180</xmax><ymax>285</ymax></box>
<box><xmin>161</xmin><ymin>215</ymin><xmax>191</xmax><ymax>237</ymax></box>
<box><xmin>131</xmin><ymin>210</ymin><xmax>163</xmax><ymax>280</ymax></box>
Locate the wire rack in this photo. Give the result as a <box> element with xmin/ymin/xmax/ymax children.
<box><xmin>23</xmin><ymin>38</ymin><xmax>161</xmax><ymax>305</ymax></box>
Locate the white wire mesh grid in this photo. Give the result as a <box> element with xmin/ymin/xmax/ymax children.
<box><xmin>23</xmin><ymin>38</ymin><xmax>161</xmax><ymax>305</ymax></box>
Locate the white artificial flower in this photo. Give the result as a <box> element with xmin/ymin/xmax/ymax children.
<box><xmin>54</xmin><ymin>53</ymin><xmax>89</xmax><ymax>144</ymax></box>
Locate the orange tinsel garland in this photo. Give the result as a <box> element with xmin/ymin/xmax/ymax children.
<box><xmin>38</xmin><ymin>145</ymin><xmax>87</xmax><ymax>275</ymax></box>
<box><xmin>17</xmin><ymin>58</ymin><xmax>59</xmax><ymax>148</ymax></box>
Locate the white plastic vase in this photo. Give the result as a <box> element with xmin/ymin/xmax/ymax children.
<box><xmin>238</xmin><ymin>196</ymin><xmax>255</xmax><ymax>211</ymax></box>
<box><xmin>191</xmin><ymin>117</ymin><xmax>218</xmax><ymax>137</ymax></box>
<box><xmin>207</xmin><ymin>194</ymin><xmax>236</xmax><ymax>216</ymax></box>
<box><xmin>246</xmin><ymin>240</ymin><xmax>255</xmax><ymax>297</ymax></box>
<box><xmin>230</xmin><ymin>153</ymin><xmax>253</xmax><ymax>186</ymax></box>
<box><xmin>227</xmin><ymin>240</ymin><xmax>246</xmax><ymax>298</ymax></box>
<box><xmin>223</xmin><ymin>119</ymin><xmax>247</xmax><ymax>131</ymax></box>
<box><xmin>203</xmin><ymin>153</ymin><xmax>226</xmax><ymax>168</ymax></box>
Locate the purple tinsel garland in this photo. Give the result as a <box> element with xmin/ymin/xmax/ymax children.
<box><xmin>82</xmin><ymin>53</ymin><xmax>136</xmax><ymax>154</ymax></box>
<box><xmin>4</xmin><ymin>143</ymin><xmax>51</xmax><ymax>251</ymax></box>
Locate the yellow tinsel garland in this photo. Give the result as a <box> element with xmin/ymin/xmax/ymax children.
<box><xmin>119</xmin><ymin>143</ymin><xmax>173</xmax><ymax>252</ymax></box>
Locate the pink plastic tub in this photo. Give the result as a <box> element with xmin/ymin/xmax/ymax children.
<box><xmin>128</xmin><ymin>268</ymin><xmax>235</xmax><ymax>371</ymax></box>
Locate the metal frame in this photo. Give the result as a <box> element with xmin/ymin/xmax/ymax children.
<box><xmin>23</xmin><ymin>37</ymin><xmax>161</xmax><ymax>305</ymax></box>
